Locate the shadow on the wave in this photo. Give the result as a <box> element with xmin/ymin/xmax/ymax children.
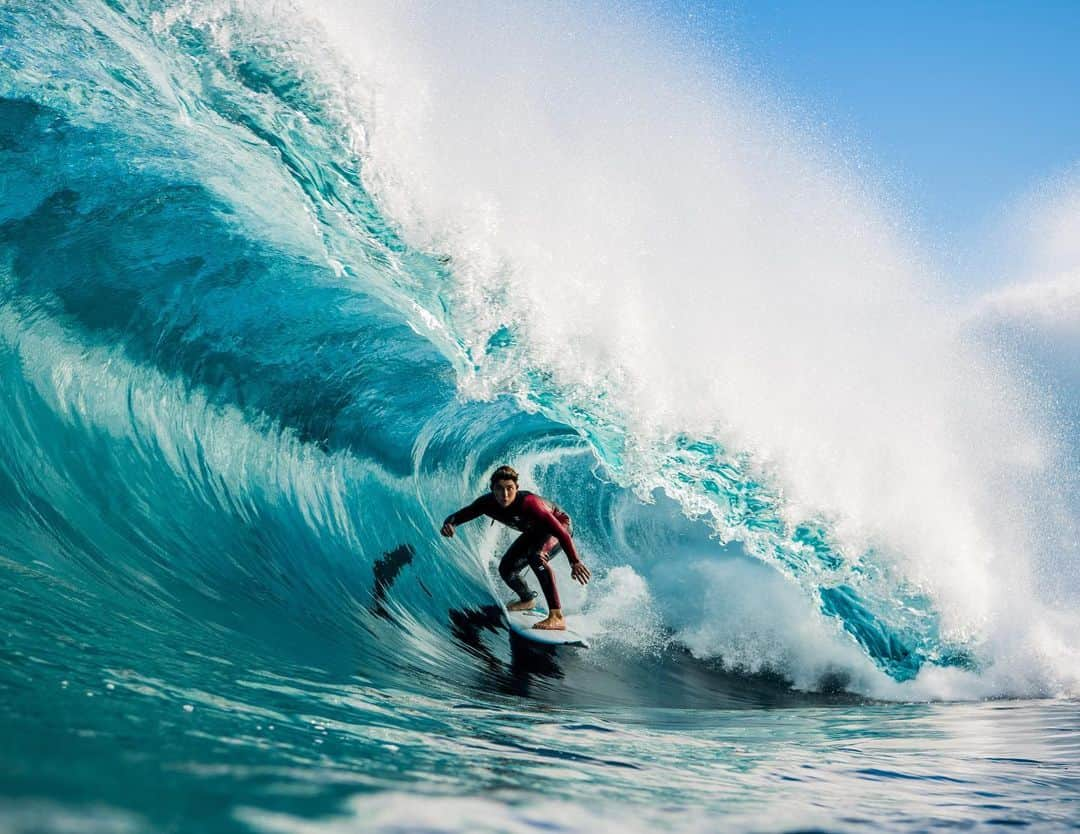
<box><xmin>448</xmin><ymin>605</ymin><xmax>565</xmax><ymax>696</ymax></box>
<box><xmin>369</xmin><ymin>543</ymin><xmax>416</xmax><ymax>620</ymax></box>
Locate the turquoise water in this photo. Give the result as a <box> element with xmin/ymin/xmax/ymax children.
<box><xmin>2</xmin><ymin>2</ymin><xmax>1079</xmax><ymax>831</ymax></box>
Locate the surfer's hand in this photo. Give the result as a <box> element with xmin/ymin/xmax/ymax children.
<box><xmin>571</xmin><ymin>561</ymin><xmax>591</xmax><ymax>585</ymax></box>
<box><xmin>440</xmin><ymin>522</ymin><xmax>455</xmax><ymax>538</ymax></box>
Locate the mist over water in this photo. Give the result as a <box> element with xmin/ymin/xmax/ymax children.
<box><xmin>2</xmin><ymin>2</ymin><xmax>1079</xmax><ymax>832</ymax></box>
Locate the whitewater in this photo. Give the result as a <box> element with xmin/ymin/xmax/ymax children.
<box><xmin>1</xmin><ymin>1</ymin><xmax>1078</xmax><ymax>831</ymax></box>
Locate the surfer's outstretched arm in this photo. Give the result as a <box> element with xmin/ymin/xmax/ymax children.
<box><xmin>440</xmin><ymin>495</ymin><xmax>490</xmax><ymax>537</ymax></box>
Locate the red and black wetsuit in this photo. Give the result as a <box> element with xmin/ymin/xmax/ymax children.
<box><xmin>443</xmin><ymin>491</ymin><xmax>579</xmax><ymax>610</ymax></box>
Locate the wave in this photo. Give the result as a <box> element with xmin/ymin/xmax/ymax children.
<box><xmin>1</xmin><ymin>0</ymin><xmax>1078</xmax><ymax>703</ymax></box>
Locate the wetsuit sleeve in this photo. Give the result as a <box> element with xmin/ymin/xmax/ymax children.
<box><xmin>521</xmin><ymin>495</ymin><xmax>582</xmax><ymax>564</ymax></box>
<box><xmin>443</xmin><ymin>495</ymin><xmax>490</xmax><ymax>527</ymax></box>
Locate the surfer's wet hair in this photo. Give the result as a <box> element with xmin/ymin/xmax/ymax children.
<box><xmin>490</xmin><ymin>465</ymin><xmax>519</xmax><ymax>486</ymax></box>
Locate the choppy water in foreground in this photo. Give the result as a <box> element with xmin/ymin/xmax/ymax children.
<box><xmin>4</xmin><ymin>611</ymin><xmax>1080</xmax><ymax>834</ymax></box>
<box><xmin>4</xmin><ymin>644</ymin><xmax>1080</xmax><ymax>833</ymax></box>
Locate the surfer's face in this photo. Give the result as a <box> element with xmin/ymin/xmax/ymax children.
<box><xmin>492</xmin><ymin>479</ymin><xmax>518</xmax><ymax>508</ymax></box>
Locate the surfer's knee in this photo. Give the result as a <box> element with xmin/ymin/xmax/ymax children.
<box><xmin>527</xmin><ymin>551</ymin><xmax>548</xmax><ymax>572</ymax></box>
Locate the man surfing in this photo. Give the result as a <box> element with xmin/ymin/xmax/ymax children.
<box><xmin>440</xmin><ymin>465</ymin><xmax>591</xmax><ymax>630</ymax></box>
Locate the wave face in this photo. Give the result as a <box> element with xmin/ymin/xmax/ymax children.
<box><xmin>3</xmin><ymin>2</ymin><xmax>1080</xmax><ymax>829</ymax></box>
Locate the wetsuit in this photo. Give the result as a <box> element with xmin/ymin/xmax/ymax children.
<box><xmin>443</xmin><ymin>491</ymin><xmax>579</xmax><ymax>610</ymax></box>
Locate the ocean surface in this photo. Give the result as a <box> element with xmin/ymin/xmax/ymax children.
<box><xmin>2</xmin><ymin>2</ymin><xmax>1079</xmax><ymax>832</ymax></box>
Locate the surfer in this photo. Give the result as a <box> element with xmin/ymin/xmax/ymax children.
<box><xmin>440</xmin><ymin>465</ymin><xmax>591</xmax><ymax>630</ymax></box>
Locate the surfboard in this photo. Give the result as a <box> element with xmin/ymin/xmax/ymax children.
<box><xmin>505</xmin><ymin>609</ymin><xmax>590</xmax><ymax>648</ymax></box>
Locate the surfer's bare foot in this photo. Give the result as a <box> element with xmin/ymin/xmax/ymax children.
<box><xmin>533</xmin><ymin>613</ymin><xmax>566</xmax><ymax>630</ymax></box>
<box><xmin>507</xmin><ymin>597</ymin><xmax>537</xmax><ymax>612</ymax></box>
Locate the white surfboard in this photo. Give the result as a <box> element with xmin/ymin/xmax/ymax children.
<box><xmin>505</xmin><ymin>609</ymin><xmax>590</xmax><ymax>648</ymax></box>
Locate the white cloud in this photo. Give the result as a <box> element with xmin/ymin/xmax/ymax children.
<box><xmin>970</xmin><ymin>271</ymin><xmax>1080</xmax><ymax>331</ymax></box>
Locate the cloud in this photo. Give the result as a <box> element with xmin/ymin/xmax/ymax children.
<box><xmin>970</xmin><ymin>271</ymin><xmax>1080</xmax><ymax>332</ymax></box>
<box><xmin>966</xmin><ymin>173</ymin><xmax>1080</xmax><ymax>414</ymax></box>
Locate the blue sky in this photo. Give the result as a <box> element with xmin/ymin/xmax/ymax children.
<box><xmin>671</xmin><ymin>1</ymin><xmax>1080</xmax><ymax>278</ymax></box>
